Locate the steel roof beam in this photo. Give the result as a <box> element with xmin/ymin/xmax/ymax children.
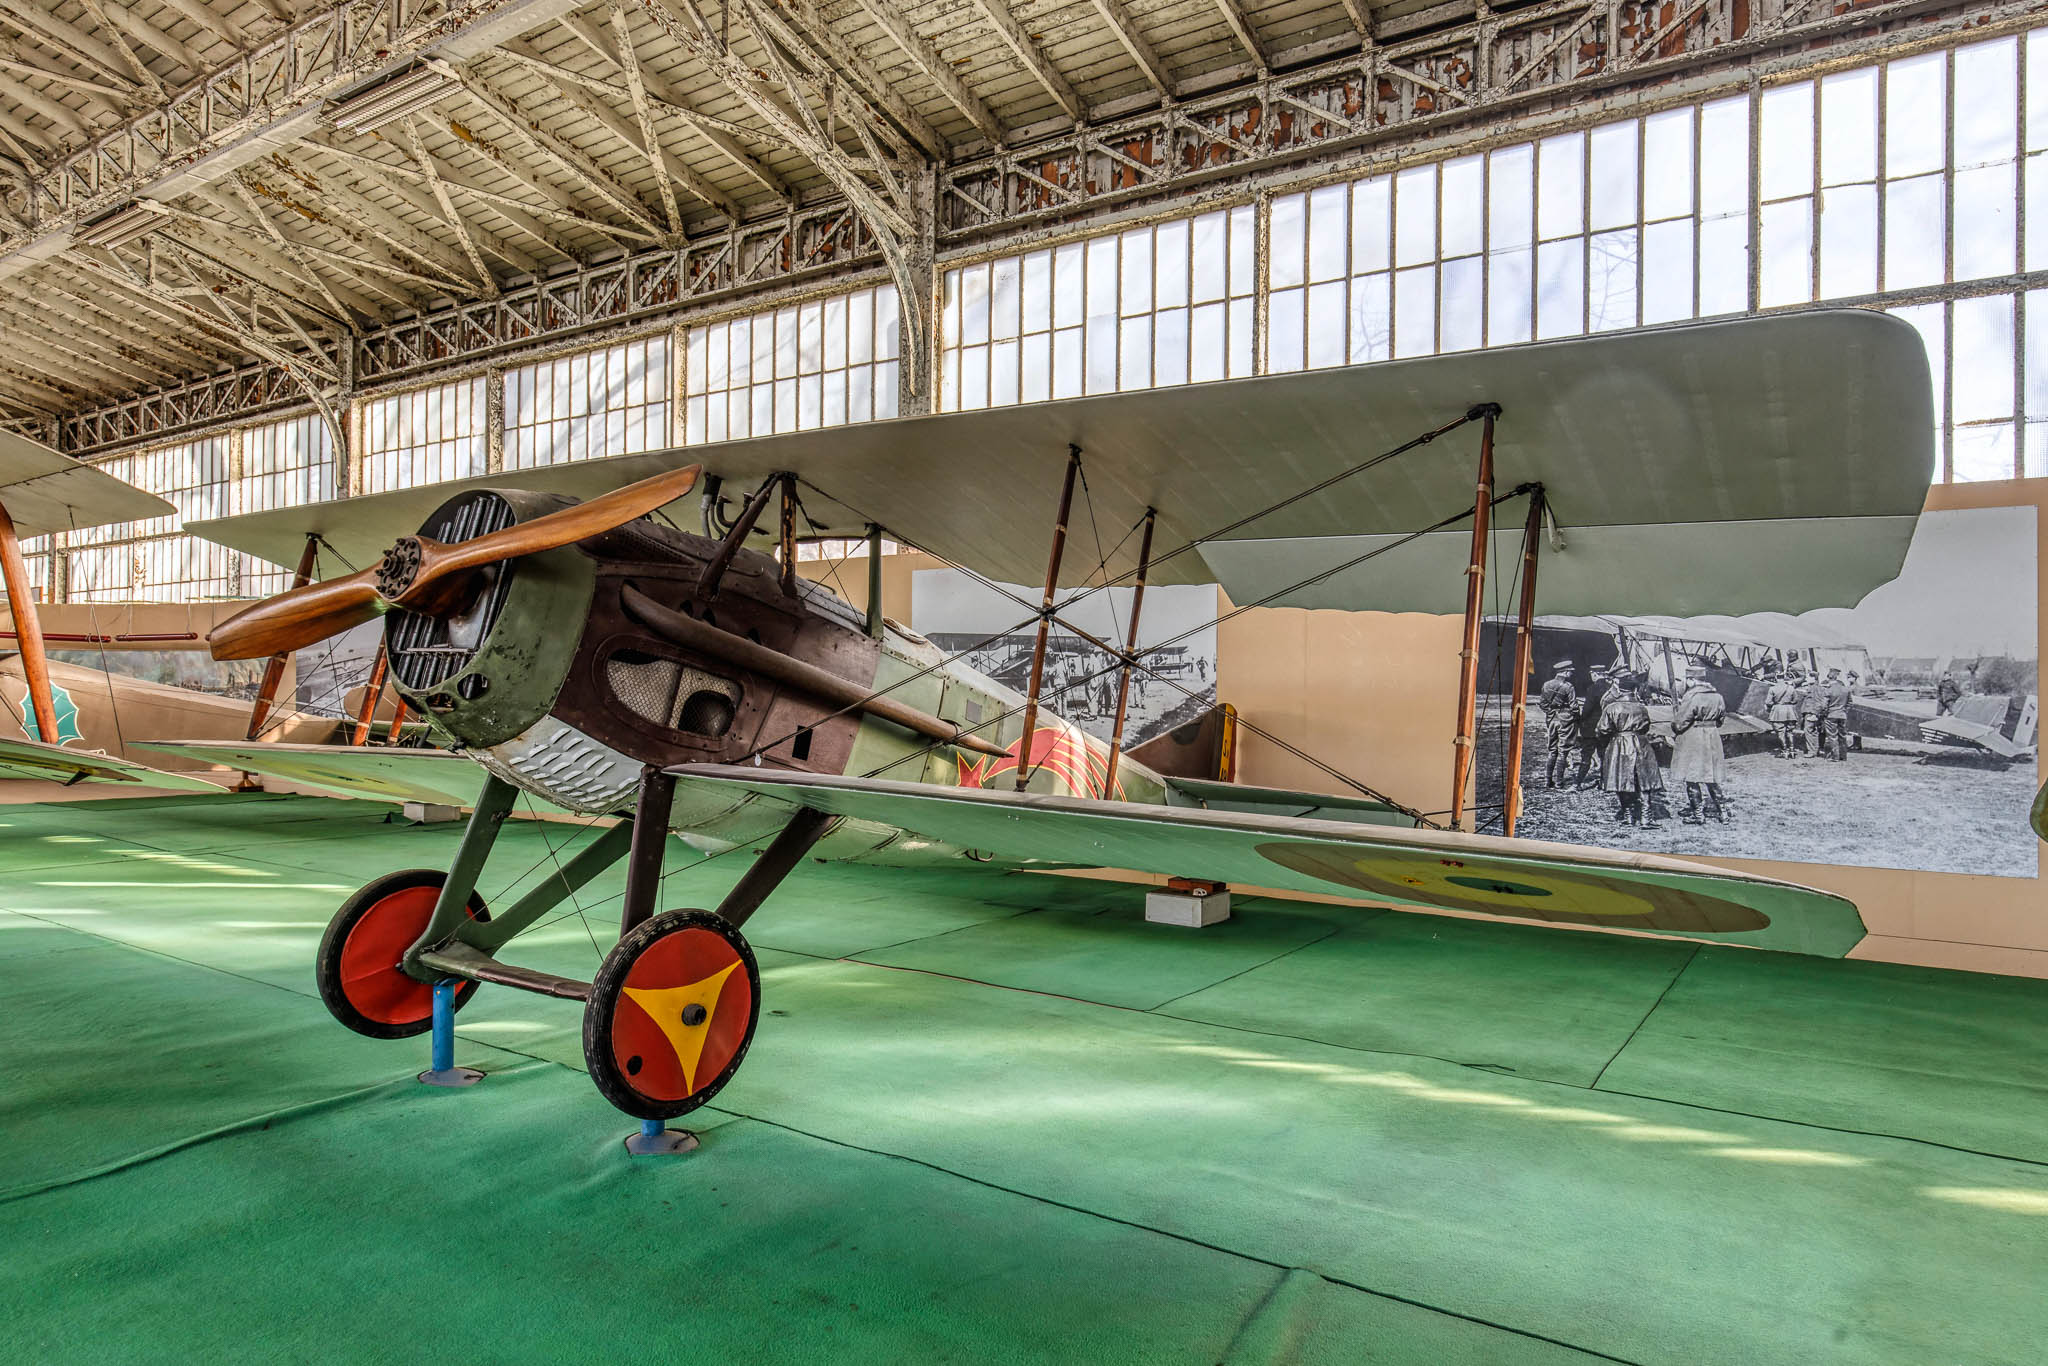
<box><xmin>972</xmin><ymin>0</ymin><xmax>1083</xmax><ymax>123</ymax></box>
<box><xmin>853</xmin><ymin>0</ymin><xmax>1005</xmax><ymax>144</ymax></box>
<box><xmin>1087</xmin><ymin>0</ymin><xmax>1173</xmax><ymax>98</ymax></box>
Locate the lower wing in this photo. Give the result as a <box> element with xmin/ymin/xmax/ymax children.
<box><xmin>132</xmin><ymin>740</ymin><xmax>495</xmax><ymax>809</ymax></box>
<box><xmin>0</xmin><ymin>736</ymin><xmax>225</xmax><ymax>792</ymax></box>
<box><xmin>670</xmin><ymin>765</ymin><xmax>1867</xmax><ymax>958</ymax></box>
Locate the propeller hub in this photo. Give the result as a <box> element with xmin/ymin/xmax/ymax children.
<box><xmin>376</xmin><ymin>536</ymin><xmax>424</xmax><ymax>601</ymax></box>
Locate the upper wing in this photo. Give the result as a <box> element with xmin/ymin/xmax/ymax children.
<box><xmin>0</xmin><ymin>430</ymin><xmax>173</xmax><ymax>538</ymax></box>
<box><xmin>132</xmin><ymin>741</ymin><xmax>496</xmax><ymax>809</ymax></box>
<box><xmin>0</xmin><ymin>736</ymin><xmax>224</xmax><ymax>792</ymax></box>
<box><xmin>670</xmin><ymin>764</ymin><xmax>1867</xmax><ymax>957</ymax></box>
<box><xmin>188</xmin><ymin>313</ymin><xmax>1929</xmax><ymax>616</ymax></box>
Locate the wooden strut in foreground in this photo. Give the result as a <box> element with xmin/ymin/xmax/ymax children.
<box><xmin>0</xmin><ymin>495</ymin><xmax>57</xmax><ymax>745</ymax></box>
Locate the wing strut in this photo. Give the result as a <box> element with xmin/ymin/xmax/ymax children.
<box><xmin>1503</xmin><ymin>486</ymin><xmax>1546</xmax><ymax>836</ymax></box>
<box><xmin>1015</xmin><ymin>444</ymin><xmax>1082</xmax><ymax>791</ymax></box>
<box><xmin>0</xmin><ymin>493</ymin><xmax>56</xmax><ymax>745</ymax></box>
<box><xmin>1449</xmin><ymin>403</ymin><xmax>1501</xmax><ymax>831</ymax></box>
<box><xmin>1101</xmin><ymin>506</ymin><xmax>1156</xmax><ymax>799</ymax></box>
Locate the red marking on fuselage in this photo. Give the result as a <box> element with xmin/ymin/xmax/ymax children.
<box><xmin>958</xmin><ymin>724</ymin><xmax>1126</xmax><ymax>801</ymax></box>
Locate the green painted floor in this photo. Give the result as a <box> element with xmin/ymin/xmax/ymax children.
<box><xmin>2</xmin><ymin>794</ymin><xmax>2046</xmax><ymax>1364</ymax></box>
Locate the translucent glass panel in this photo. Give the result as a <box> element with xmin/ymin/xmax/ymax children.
<box><xmin>238</xmin><ymin>414</ymin><xmax>338</xmax><ymax>595</ymax></box>
<box><xmin>1269</xmin><ymin>98</ymin><xmax>1749</xmax><ymax>363</ymax></box>
<box><xmin>359</xmin><ymin>377</ymin><xmax>486</xmax><ymax>495</ymax></box>
<box><xmin>506</xmin><ymin>335</ymin><xmax>672</xmax><ymax>469</ymax></box>
<box><xmin>66</xmin><ymin>437</ymin><xmax>232</xmax><ymax>602</ymax></box>
<box><xmin>937</xmin><ymin>207</ymin><xmax>1255</xmax><ymax>410</ymax></box>
<box><xmin>685</xmin><ymin>285</ymin><xmax>900</xmax><ymax>440</ymax></box>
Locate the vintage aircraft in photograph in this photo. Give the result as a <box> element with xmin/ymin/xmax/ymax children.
<box><xmin>158</xmin><ymin>309</ymin><xmax>1933</xmax><ymax>1134</ymax></box>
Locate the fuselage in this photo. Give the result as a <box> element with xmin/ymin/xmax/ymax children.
<box><xmin>379</xmin><ymin>488</ymin><xmax>1170</xmax><ymax>868</ymax></box>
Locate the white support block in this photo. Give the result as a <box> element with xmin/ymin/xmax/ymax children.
<box><xmin>1145</xmin><ymin>888</ymin><xmax>1232</xmax><ymax>928</ymax></box>
<box><xmin>403</xmin><ymin>801</ymin><xmax>463</xmax><ymax>824</ymax></box>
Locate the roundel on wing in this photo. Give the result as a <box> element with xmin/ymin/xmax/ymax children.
<box><xmin>1253</xmin><ymin>841</ymin><xmax>1770</xmax><ymax>933</ymax></box>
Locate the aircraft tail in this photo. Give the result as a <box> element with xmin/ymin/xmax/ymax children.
<box><xmin>2014</xmin><ymin>695</ymin><xmax>2038</xmax><ymax>748</ymax></box>
<box><xmin>1125</xmin><ymin>702</ymin><xmax>1236</xmax><ymax>781</ymax></box>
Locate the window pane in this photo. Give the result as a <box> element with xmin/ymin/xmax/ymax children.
<box><xmin>1953</xmin><ymin>38</ymin><xmax>2018</xmax><ymax>167</ymax></box>
<box><xmin>1884</xmin><ymin>174</ymin><xmax>1946</xmax><ymax>290</ymax></box>
<box><xmin>1588</xmin><ymin>229</ymin><xmax>1639</xmax><ymax>331</ymax></box>
<box><xmin>1271</xmin><ymin>192</ymin><xmax>1306</xmax><ymax>288</ymax></box>
<box><xmin>1349</xmin><ymin>274</ymin><xmax>1391</xmax><ymax>362</ymax></box>
<box><xmin>1352</xmin><ymin>176</ymin><xmax>1392</xmax><ymax>272</ymax></box>
<box><xmin>1306</xmin><ymin>281</ymin><xmax>1346</xmax><ymax>368</ymax></box>
<box><xmin>1439</xmin><ymin>256</ymin><xmax>1482</xmax><ymax>352</ymax></box>
<box><xmin>1191</xmin><ymin>213</ymin><xmax>1227</xmax><ymax>304</ymax></box>
<box><xmin>1760</xmin><ymin>84</ymin><xmax>1815</xmax><ymax>200</ymax></box>
<box><xmin>1641</xmin><ymin>219</ymin><xmax>1694</xmax><ymax>324</ymax></box>
<box><xmin>1308</xmin><ymin>184</ymin><xmax>1349</xmax><ymax>282</ymax></box>
<box><xmin>1487</xmin><ymin>249</ymin><xmax>1532</xmax><ymax>344</ymax></box>
<box><xmin>1440</xmin><ymin>155</ymin><xmax>1484</xmax><ymax>258</ymax></box>
<box><xmin>1699</xmin><ymin>96</ymin><xmax>1750</xmax><ymax>216</ymax></box>
<box><xmin>1642</xmin><ymin>108</ymin><xmax>1693</xmax><ymax>221</ymax></box>
<box><xmin>1818</xmin><ymin>184</ymin><xmax>1878</xmax><ymax>299</ymax></box>
<box><xmin>1759</xmin><ymin>199</ymin><xmax>1814</xmax><ymax>306</ymax></box>
<box><xmin>1820</xmin><ymin>69</ymin><xmax>1878</xmax><ymax>186</ymax></box>
<box><xmin>1588</xmin><ymin>120</ymin><xmax>1638</xmax><ymax>231</ymax></box>
<box><xmin>1953</xmin><ymin>162</ymin><xmax>2016</xmax><ymax>280</ymax></box>
<box><xmin>1268</xmin><ymin>287</ymin><xmax>1305</xmax><ymax>372</ymax></box>
<box><xmin>1120</xmin><ymin>229</ymin><xmax>1153</xmax><ymax>314</ymax></box>
<box><xmin>1538</xmin><ymin>133</ymin><xmax>1583</xmax><ymax>239</ymax></box>
<box><xmin>1394</xmin><ymin>266</ymin><xmax>1435</xmax><ymax>356</ymax></box>
<box><xmin>1395</xmin><ymin>165</ymin><xmax>1437</xmax><ymax>267</ymax></box>
<box><xmin>1886</xmin><ymin>53</ymin><xmax>1947</xmax><ymax>178</ymax></box>
<box><xmin>1488</xmin><ymin>146</ymin><xmax>1533</xmax><ymax>250</ymax></box>
<box><xmin>1536</xmin><ymin>240</ymin><xmax>1583</xmax><ymax>338</ymax></box>
<box><xmin>1156</xmin><ymin>220</ymin><xmax>1189</xmax><ymax>309</ymax></box>
<box><xmin>1952</xmin><ymin>294</ymin><xmax>2015</xmax><ymax>423</ymax></box>
<box><xmin>990</xmin><ymin>258</ymin><xmax>1021</xmax><ymax>341</ymax></box>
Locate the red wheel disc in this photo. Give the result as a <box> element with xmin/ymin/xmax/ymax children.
<box><xmin>336</xmin><ymin>885</ymin><xmax>443</xmax><ymax>1026</ymax></box>
<box><xmin>607</xmin><ymin>926</ymin><xmax>755</xmax><ymax>1106</ymax></box>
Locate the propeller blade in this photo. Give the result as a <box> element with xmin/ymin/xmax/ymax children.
<box><xmin>209</xmin><ymin>464</ymin><xmax>705</xmax><ymax>662</ymax></box>
<box><xmin>378</xmin><ymin>464</ymin><xmax>704</xmax><ymax>606</ymax></box>
<box><xmin>208</xmin><ymin>569</ymin><xmax>383</xmax><ymax>661</ymax></box>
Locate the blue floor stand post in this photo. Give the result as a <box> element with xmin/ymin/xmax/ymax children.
<box><xmin>417</xmin><ymin>979</ymin><xmax>485</xmax><ymax>1088</ymax></box>
<box><xmin>624</xmin><ymin>1117</ymin><xmax>700</xmax><ymax>1156</ymax></box>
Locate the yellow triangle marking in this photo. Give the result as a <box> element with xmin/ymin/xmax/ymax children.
<box><xmin>623</xmin><ymin>960</ymin><xmax>740</xmax><ymax>1094</ymax></box>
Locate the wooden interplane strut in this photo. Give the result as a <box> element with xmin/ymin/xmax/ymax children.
<box><xmin>1100</xmin><ymin>507</ymin><xmax>1156</xmax><ymax>799</ymax></box>
<box><xmin>1503</xmin><ymin>487</ymin><xmax>1546</xmax><ymax>837</ymax></box>
<box><xmin>1450</xmin><ymin>404</ymin><xmax>1500</xmax><ymax>831</ymax></box>
<box><xmin>1015</xmin><ymin>445</ymin><xmax>1081</xmax><ymax>791</ymax></box>
<box><xmin>0</xmin><ymin>494</ymin><xmax>53</xmax><ymax>745</ymax></box>
<box><xmin>246</xmin><ymin>533</ymin><xmax>319</xmax><ymax>739</ymax></box>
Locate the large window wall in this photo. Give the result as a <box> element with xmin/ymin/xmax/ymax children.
<box><xmin>684</xmin><ymin>284</ymin><xmax>900</xmax><ymax>441</ymax></box>
<box><xmin>358</xmin><ymin>376</ymin><xmax>487</xmax><ymax>495</ymax></box>
<box><xmin>506</xmin><ymin>335</ymin><xmax>673</xmax><ymax>469</ymax></box>
<box><xmin>66</xmin><ymin>437</ymin><xmax>232</xmax><ymax>603</ymax></box>
<box><xmin>238</xmin><ymin>414</ymin><xmax>338</xmax><ymax>596</ymax></box>
<box><xmin>938</xmin><ymin>25</ymin><xmax>2048</xmax><ymax>485</ymax></box>
<box><xmin>937</xmin><ymin>208</ymin><xmax>1256</xmax><ymax>409</ymax></box>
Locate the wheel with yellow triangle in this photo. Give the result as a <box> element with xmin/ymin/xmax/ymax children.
<box><xmin>582</xmin><ymin>909</ymin><xmax>761</xmax><ymax>1121</ymax></box>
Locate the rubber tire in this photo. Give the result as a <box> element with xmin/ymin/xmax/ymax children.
<box><xmin>316</xmin><ymin>868</ymin><xmax>489</xmax><ymax>1040</ymax></box>
<box><xmin>583</xmin><ymin>910</ymin><xmax>761</xmax><ymax>1121</ymax></box>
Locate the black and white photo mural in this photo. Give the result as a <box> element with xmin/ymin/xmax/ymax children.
<box><xmin>911</xmin><ymin>570</ymin><xmax>1221</xmax><ymax>750</ymax></box>
<box><xmin>1478</xmin><ymin>507</ymin><xmax>2039</xmax><ymax>877</ymax></box>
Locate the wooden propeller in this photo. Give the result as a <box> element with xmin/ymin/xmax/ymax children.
<box><xmin>209</xmin><ymin>464</ymin><xmax>703</xmax><ymax>660</ymax></box>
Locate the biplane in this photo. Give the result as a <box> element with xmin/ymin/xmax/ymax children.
<box><xmin>0</xmin><ymin>432</ymin><xmax>242</xmax><ymax>794</ymax></box>
<box><xmin>160</xmin><ymin>310</ymin><xmax>1932</xmax><ymax>1140</ymax></box>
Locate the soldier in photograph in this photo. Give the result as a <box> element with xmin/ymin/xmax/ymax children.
<box><xmin>1571</xmin><ymin>667</ymin><xmax>1610</xmax><ymax>788</ymax></box>
<box><xmin>1539</xmin><ymin>660</ymin><xmax>1577</xmax><ymax>787</ymax></box>
<box><xmin>1799</xmin><ymin>670</ymin><xmax>1826</xmax><ymax>758</ymax></box>
<box><xmin>1767</xmin><ymin>670</ymin><xmax>1803</xmax><ymax>759</ymax></box>
<box><xmin>1937</xmin><ymin>670</ymin><xmax>1963</xmax><ymax>716</ymax></box>
<box><xmin>1596</xmin><ymin>672</ymin><xmax>1664</xmax><ymax>827</ymax></box>
<box><xmin>1672</xmin><ymin>666</ymin><xmax>1731</xmax><ymax>823</ymax></box>
<box><xmin>1822</xmin><ymin>667</ymin><xmax>1853</xmax><ymax>760</ymax></box>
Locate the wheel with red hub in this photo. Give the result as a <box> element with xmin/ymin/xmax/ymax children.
<box><xmin>583</xmin><ymin>910</ymin><xmax>761</xmax><ymax>1121</ymax></box>
<box><xmin>316</xmin><ymin>869</ymin><xmax>489</xmax><ymax>1039</ymax></box>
